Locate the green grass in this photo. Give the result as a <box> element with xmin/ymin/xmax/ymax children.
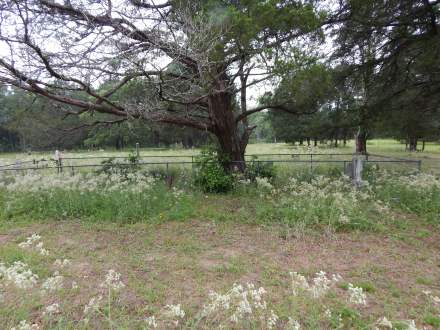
<box><xmin>1</xmin><ymin>139</ymin><xmax>439</xmax><ymax>173</ymax></box>
<box><xmin>0</xmin><ymin>141</ymin><xmax>440</xmax><ymax>329</ymax></box>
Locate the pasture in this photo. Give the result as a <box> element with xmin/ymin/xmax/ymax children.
<box><xmin>0</xmin><ymin>140</ymin><xmax>439</xmax><ymax>329</ymax></box>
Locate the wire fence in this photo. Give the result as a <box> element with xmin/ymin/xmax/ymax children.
<box><xmin>0</xmin><ymin>152</ymin><xmax>422</xmax><ymax>177</ymax></box>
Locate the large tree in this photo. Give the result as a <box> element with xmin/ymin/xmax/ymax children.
<box><xmin>0</xmin><ymin>0</ymin><xmax>328</xmax><ymax>168</ymax></box>
<box><xmin>333</xmin><ymin>0</ymin><xmax>440</xmax><ymax>152</ymax></box>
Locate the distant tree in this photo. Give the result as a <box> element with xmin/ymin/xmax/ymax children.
<box><xmin>247</xmin><ymin>112</ymin><xmax>275</xmax><ymax>144</ymax></box>
<box><xmin>267</xmin><ymin>63</ymin><xmax>347</xmax><ymax>147</ymax></box>
<box><xmin>0</xmin><ymin>88</ymin><xmax>88</xmax><ymax>151</ymax></box>
<box><xmin>333</xmin><ymin>0</ymin><xmax>440</xmax><ymax>152</ymax></box>
<box><xmin>376</xmin><ymin>88</ymin><xmax>440</xmax><ymax>151</ymax></box>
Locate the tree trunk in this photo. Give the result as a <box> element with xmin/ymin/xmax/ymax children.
<box><xmin>314</xmin><ymin>138</ymin><xmax>318</xmax><ymax>147</ymax></box>
<box><xmin>422</xmin><ymin>140</ymin><xmax>425</xmax><ymax>151</ymax></box>
<box><xmin>355</xmin><ymin>130</ymin><xmax>367</xmax><ymax>154</ymax></box>
<box><xmin>209</xmin><ymin>92</ymin><xmax>247</xmax><ymax>172</ymax></box>
<box><xmin>408</xmin><ymin>137</ymin><xmax>418</xmax><ymax>152</ymax></box>
<box><xmin>306</xmin><ymin>137</ymin><xmax>310</xmax><ymax>146</ymax></box>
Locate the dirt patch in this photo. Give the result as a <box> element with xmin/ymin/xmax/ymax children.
<box><xmin>2</xmin><ymin>219</ymin><xmax>440</xmax><ymax>328</ymax></box>
<box><xmin>0</xmin><ymin>234</ymin><xmax>9</xmax><ymax>245</ymax></box>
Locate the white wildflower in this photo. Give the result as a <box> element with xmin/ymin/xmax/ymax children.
<box><xmin>287</xmin><ymin>317</ymin><xmax>301</xmax><ymax>330</ymax></box>
<box><xmin>201</xmin><ymin>291</ymin><xmax>231</xmax><ymax>317</ymax></box>
<box><xmin>53</xmin><ymin>259</ymin><xmax>71</xmax><ymax>268</ymax></box>
<box><xmin>256</xmin><ymin>177</ymin><xmax>273</xmax><ymax>190</ymax></box>
<box><xmin>18</xmin><ymin>235</ymin><xmax>49</xmax><ymax>256</ymax></box>
<box><xmin>145</xmin><ymin>316</ymin><xmax>158</xmax><ymax>328</ymax></box>
<box><xmin>164</xmin><ymin>304</ymin><xmax>185</xmax><ymax>326</ymax></box>
<box><xmin>35</xmin><ymin>242</ymin><xmax>49</xmax><ymax>256</ymax></box>
<box><xmin>165</xmin><ymin>304</ymin><xmax>185</xmax><ymax>319</ymax></box>
<box><xmin>10</xmin><ymin>320</ymin><xmax>40</xmax><ymax>330</ymax></box>
<box><xmin>377</xmin><ymin>316</ymin><xmax>393</xmax><ymax>328</ymax></box>
<box><xmin>43</xmin><ymin>303</ymin><xmax>60</xmax><ymax>316</ymax></box>
<box><xmin>406</xmin><ymin>320</ymin><xmax>418</xmax><ymax>330</ymax></box>
<box><xmin>267</xmin><ymin>310</ymin><xmax>278</xmax><ymax>329</ymax></box>
<box><xmin>339</xmin><ymin>214</ymin><xmax>350</xmax><ymax>224</ymax></box>
<box><xmin>0</xmin><ymin>261</ymin><xmax>38</xmax><ymax>289</ymax></box>
<box><xmin>18</xmin><ymin>234</ymin><xmax>41</xmax><ymax>248</ymax></box>
<box><xmin>41</xmin><ymin>272</ymin><xmax>63</xmax><ymax>292</ymax></box>
<box><xmin>84</xmin><ymin>295</ymin><xmax>103</xmax><ymax>314</ymax></box>
<box><xmin>100</xmin><ymin>269</ymin><xmax>125</xmax><ymax>290</ymax></box>
<box><xmin>290</xmin><ymin>271</ymin><xmax>341</xmax><ymax>298</ymax></box>
<box><xmin>238</xmin><ymin>297</ymin><xmax>252</xmax><ymax>315</ymax></box>
<box><xmin>423</xmin><ymin>290</ymin><xmax>440</xmax><ymax>306</ymax></box>
<box><xmin>310</xmin><ymin>271</ymin><xmax>332</xmax><ymax>298</ymax></box>
<box><xmin>290</xmin><ymin>272</ymin><xmax>309</xmax><ymax>295</ymax></box>
<box><xmin>347</xmin><ymin>283</ymin><xmax>367</xmax><ymax>305</ymax></box>
<box><xmin>71</xmin><ymin>281</ymin><xmax>78</xmax><ymax>289</ymax></box>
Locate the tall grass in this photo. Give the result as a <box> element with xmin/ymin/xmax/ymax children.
<box><xmin>0</xmin><ymin>184</ymin><xmax>195</xmax><ymax>224</ymax></box>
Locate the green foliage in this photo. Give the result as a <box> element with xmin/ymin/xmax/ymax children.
<box><xmin>423</xmin><ymin>314</ymin><xmax>440</xmax><ymax>328</ymax></box>
<box><xmin>245</xmin><ymin>157</ymin><xmax>276</xmax><ymax>182</ymax></box>
<box><xmin>194</xmin><ymin>148</ymin><xmax>234</xmax><ymax>193</ymax></box>
<box><xmin>374</xmin><ymin>175</ymin><xmax>440</xmax><ymax>224</ymax></box>
<box><xmin>0</xmin><ymin>185</ymin><xmax>194</xmax><ymax>224</ymax></box>
<box><xmin>95</xmin><ymin>157</ymin><xmax>139</xmax><ymax>180</ymax></box>
<box><xmin>252</xmin><ymin>174</ymin><xmax>384</xmax><ymax>231</ymax></box>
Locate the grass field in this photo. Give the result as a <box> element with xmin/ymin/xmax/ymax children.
<box><xmin>1</xmin><ymin>139</ymin><xmax>439</xmax><ymax>174</ymax></box>
<box><xmin>0</xmin><ymin>140</ymin><xmax>440</xmax><ymax>329</ymax></box>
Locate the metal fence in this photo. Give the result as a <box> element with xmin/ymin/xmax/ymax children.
<box><xmin>0</xmin><ymin>152</ymin><xmax>422</xmax><ymax>176</ymax></box>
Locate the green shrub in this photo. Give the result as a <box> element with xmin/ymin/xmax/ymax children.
<box><xmin>95</xmin><ymin>155</ymin><xmax>139</xmax><ymax>179</ymax></box>
<box><xmin>245</xmin><ymin>157</ymin><xmax>276</xmax><ymax>182</ymax></box>
<box><xmin>194</xmin><ymin>148</ymin><xmax>234</xmax><ymax>193</ymax></box>
<box><xmin>423</xmin><ymin>314</ymin><xmax>440</xmax><ymax>328</ymax></box>
<box><xmin>374</xmin><ymin>173</ymin><xmax>440</xmax><ymax>223</ymax></box>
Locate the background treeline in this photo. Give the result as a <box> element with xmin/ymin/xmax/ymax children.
<box><xmin>1</xmin><ymin>76</ymin><xmax>439</xmax><ymax>152</ymax></box>
<box><xmin>0</xmin><ymin>87</ymin><xmax>210</xmax><ymax>152</ymax></box>
<box><xmin>1</xmin><ymin>0</ymin><xmax>439</xmax><ymax>153</ymax></box>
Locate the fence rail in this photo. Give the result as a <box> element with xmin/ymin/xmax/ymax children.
<box><xmin>0</xmin><ymin>153</ymin><xmax>422</xmax><ymax>175</ymax></box>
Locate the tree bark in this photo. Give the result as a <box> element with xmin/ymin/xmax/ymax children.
<box><xmin>209</xmin><ymin>92</ymin><xmax>246</xmax><ymax>171</ymax></box>
<box><xmin>355</xmin><ymin>130</ymin><xmax>367</xmax><ymax>154</ymax></box>
<box><xmin>408</xmin><ymin>137</ymin><xmax>418</xmax><ymax>152</ymax></box>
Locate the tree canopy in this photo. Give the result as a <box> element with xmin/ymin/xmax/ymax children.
<box><xmin>0</xmin><ymin>0</ymin><xmax>439</xmax><ymax>157</ymax></box>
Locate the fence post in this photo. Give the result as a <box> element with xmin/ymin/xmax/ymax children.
<box><xmin>417</xmin><ymin>160</ymin><xmax>422</xmax><ymax>172</ymax></box>
<box><xmin>352</xmin><ymin>154</ymin><xmax>363</xmax><ymax>187</ymax></box>
<box><xmin>135</xmin><ymin>143</ymin><xmax>140</xmax><ymax>158</ymax></box>
<box><xmin>310</xmin><ymin>154</ymin><xmax>313</xmax><ymax>173</ymax></box>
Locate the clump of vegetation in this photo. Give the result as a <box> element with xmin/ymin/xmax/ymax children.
<box><xmin>374</xmin><ymin>172</ymin><xmax>440</xmax><ymax>224</ymax></box>
<box><xmin>244</xmin><ymin>156</ymin><xmax>276</xmax><ymax>182</ymax></box>
<box><xmin>194</xmin><ymin>148</ymin><xmax>234</xmax><ymax>193</ymax></box>
<box><xmin>0</xmin><ymin>171</ymin><xmax>193</xmax><ymax>223</ymax></box>
<box><xmin>95</xmin><ymin>151</ymin><xmax>139</xmax><ymax>180</ymax></box>
<box><xmin>252</xmin><ymin>174</ymin><xmax>386</xmax><ymax>231</ymax></box>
